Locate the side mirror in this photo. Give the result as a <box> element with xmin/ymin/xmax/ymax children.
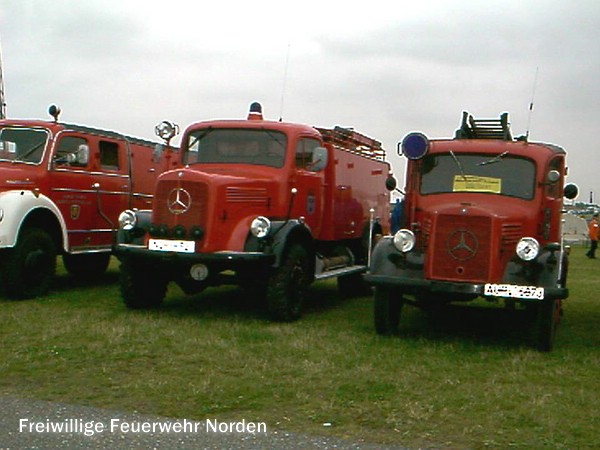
<box><xmin>76</xmin><ymin>144</ymin><xmax>89</xmax><ymax>165</ymax></box>
<box><xmin>385</xmin><ymin>173</ymin><xmax>397</xmax><ymax>191</ymax></box>
<box><xmin>308</xmin><ymin>147</ymin><xmax>328</xmax><ymax>172</ymax></box>
<box><xmin>564</xmin><ymin>183</ymin><xmax>579</xmax><ymax>200</ymax></box>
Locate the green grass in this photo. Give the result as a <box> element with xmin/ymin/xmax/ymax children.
<box><xmin>1</xmin><ymin>246</ymin><xmax>599</xmax><ymax>449</ymax></box>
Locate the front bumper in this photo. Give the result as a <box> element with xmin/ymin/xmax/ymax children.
<box><xmin>113</xmin><ymin>243</ymin><xmax>276</xmax><ymax>266</ymax></box>
<box><xmin>363</xmin><ymin>273</ymin><xmax>568</xmax><ymax>301</ymax></box>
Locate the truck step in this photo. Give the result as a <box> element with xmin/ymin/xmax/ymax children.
<box><xmin>314</xmin><ymin>265</ymin><xmax>367</xmax><ymax>281</ymax></box>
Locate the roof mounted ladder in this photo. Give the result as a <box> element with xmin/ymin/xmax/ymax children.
<box><xmin>455</xmin><ymin>111</ymin><xmax>512</xmax><ymax>140</ymax></box>
<box><xmin>316</xmin><ymin>126</ymin><xmax>386</xmax><ymax>161</ymax></box>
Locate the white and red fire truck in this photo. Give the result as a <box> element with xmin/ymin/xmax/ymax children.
<box><xmin>0</xmin><ymin>106</ymin><xmax>177</xmax><ymax>298</ymax></box>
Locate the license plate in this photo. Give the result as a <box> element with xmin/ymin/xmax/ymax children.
<box><xmin>484</xmin><ymin>283</ymin><xmax>544</xmax><ymax>299</ymax></box>
<box><xmin>148</xmin><ymin>239</ymin><xmax>195</xmax><ymax>253</ymax></box>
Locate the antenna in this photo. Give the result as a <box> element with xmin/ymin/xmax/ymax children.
<box><xmin>0</xmin><ymin>36</ymin><xmax>6</xmax><ymax>119</ymax></box>
<box><xmin>278</xmin><ymin>42</ymin><xmax>291</xmax><ymax>122</ymax></box>
<box><xmin>525</xmin><ymin>67</ymin><xmax>539</xmax><ymax>140</ymax></box>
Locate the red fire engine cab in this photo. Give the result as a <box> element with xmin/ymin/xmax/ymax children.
<box><xmin>364</xmin><ymin>112</ymin><xmax>578</xmax><ymax>351</ymax></box>
<box><xmin>0</xmin><ymin>106</ymin><xmax>176</xmax><ymax>298</ymax></box>
<box><xmin>115</xmin><ymin>103</ymin><xmax>394</xmax><ymax>321</ymax></box>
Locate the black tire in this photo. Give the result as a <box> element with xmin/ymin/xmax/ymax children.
<box><xmin>374</xmin><ymin>287</ymin><xmax>403</xmax><ymax>335</ymax></box>
<box><xmin>1</xmin><ymin>227</ymin><xmax>57</xmax><ymax>299</ymax></box>
<box><xmin>536</xmin><ymin>298</ymin><xmax>561</xmax><ymax>352</ymax></box>
<box><xmin>536</xmin><ymin>253</ymin><xmax>568</xmax><ymax>352</ymax></box>
<box><xmin>119</xmin><ymin>258</ymin><xmax>168</xmax><ymax>309</ymax></box>
<box><xmin>63</xmin><ymin>253</ymin><xmax>111</xmax><ymax>278</ymax></box>
<box><xmin>266</xmin><ymin>244</ymin><xmax>310</xmax><ymax>322</ymax></box>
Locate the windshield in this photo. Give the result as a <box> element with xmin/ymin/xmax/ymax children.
<box><xmin>420</xmin><ymin>153</ymin><xmax>536</xmax><ymax>200</ymax></box>
<box><xmin>0</xmin><ymin>127</ymin><xmax>49</xmax><ymax>164</ymax></box>
<box><xmin>183</xmin><ymin>129</ymin><xmax>287</xmax><ymax>168</ymax></box>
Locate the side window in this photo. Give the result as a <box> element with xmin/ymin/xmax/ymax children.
<box><xmin>295</xmin><ymin>138</ymin><xmax>321</xmax><ymax>170</ymax></box>
<box><xmin>99</xmin><ymin>140</ymin><xmax>120</xmax><ymax>170</ymax></box>
<box><xmin>55</xmin><ymin>136</ymin><xmax>89</xmax><ymax>167</ymax></box>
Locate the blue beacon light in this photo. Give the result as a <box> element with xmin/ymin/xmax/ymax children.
<box><xmin>400</xmin><ymin>132</ymin><xmax>430</xmax><ymax>160</ymax></box>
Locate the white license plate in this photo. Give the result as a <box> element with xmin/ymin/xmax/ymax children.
<box><xmin>149</xmin><ymin>239</ymin><xmax>195</xmax><ymax>253</ymax></box>
<box><xmin>484</xmin><ymin>283</ymin><xmax>544</xmax><ymax>299</ymax></box>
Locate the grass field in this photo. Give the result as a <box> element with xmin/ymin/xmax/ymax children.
<box><xmin>1</xmin><ymin>245</ymin><xmax>599</xmax><ymax>449</ymax></box>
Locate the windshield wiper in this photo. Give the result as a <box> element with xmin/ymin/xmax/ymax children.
<box><xmin>449</xmin><ymin>150</ymin><xmax>467</xmax><ymax>180</ymax></box>
<box><xmin>478</xmin><ymin>151</ymin><xmax>509</xmax><ymax>166</ymax></box>
<box><xmin>187</xmin><ymin>127</ymin><xmax>214</xmax><ymax>150</ymax></box>
<box><xmin>261</xmin><ymin>128</ymin><xmax>285</xmax><ymax>150</ymax></box>
<box><xmin>13</xmin><ymin>141</ymin><xmax>46</xmax><ymax>163</ymax></box>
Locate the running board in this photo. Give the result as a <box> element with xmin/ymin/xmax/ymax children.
<box><xmin>314</xmin><ymin>265</ymin><xmax>367</xmax><ymax>281</ymax></box>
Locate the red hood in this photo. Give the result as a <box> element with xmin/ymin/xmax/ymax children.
<box><xmin>425</xmin><ymin>195</ymin><xmax>534</xmax><ymax>223</ymax></box>
<box><xmin>157</xmin><ymin>164</ymin><xmax>285</xmax><ymax>197</ymax></box>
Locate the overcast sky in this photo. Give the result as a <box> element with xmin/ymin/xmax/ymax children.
<box><xmin>1</xmin><ymin>0</ymin><xmax>599</xmax><ymax>202</ymax></box>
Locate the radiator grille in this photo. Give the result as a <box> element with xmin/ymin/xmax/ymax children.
<box><xmin>430</xmin><ymin>214</ymin><xmax>492</xmax><ymax>282</ymax></box>
<box><xmin>153</xmin><ymin>180</ymin><xmax>209</xmax><ymax>228</ymax></box>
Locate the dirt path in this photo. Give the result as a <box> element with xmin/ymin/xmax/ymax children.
<box><xmin>0</xmin><ymin>396</ymin><xmax>408</xmax><ymax>449</ymax></box>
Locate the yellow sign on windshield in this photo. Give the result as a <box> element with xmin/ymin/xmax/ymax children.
<box><xmin>453</xmin><ymin>175</ymin><xmax>501</xmax><ymax>193</ymax></box>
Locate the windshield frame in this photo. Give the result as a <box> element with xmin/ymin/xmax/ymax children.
<box><xmin>183</xmin><ymin>128</ymin><xmax>288</xmax><ymax>168</ymax></box>
<box><xmin>419</xmin><ymin>152</ymin><xmax>537</xmax><ymax>200</ymax></box>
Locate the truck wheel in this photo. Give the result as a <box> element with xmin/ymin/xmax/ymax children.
<box><xmin>1</xmin><ymin>227</ymin><xmax>57</xmax><ymax>299</ymax></box>
<box><xmin>119</xmin><ymin>258</ymin><xmax>167</xmax><ymax>309</ymax></box>
<box><xmin>63</xmin><ymin>253</ymin><xmax>111</xmax><ymax>278</ymax></box>
<box><xmin>374</xmin><ymin>287</ymin><xmax>403</xmax><ymax>335</ymax></box>
<box><xmin>536</xmin><ymin>298</ymin><xmax>561</xmax><ymax>352</ymax></box>
<box><xmin>266</xmin><ymin>244</ymin><xmax>310</xmax><ymax>322</ymax></box>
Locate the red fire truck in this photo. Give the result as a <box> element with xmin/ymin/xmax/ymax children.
<box><xmin>114</xmin><ymin>103</ymin><xmax>394</xmax><ymax>321</ymax></box>
<box><xmin>365</xmin><ymin>112</ymin><xmax>578</xmax><ymax>351</ymax></box>
<box><xmin>0</xmin><ymin>106</ymin><xmax>177</xmax><ymax>298</ymax></box>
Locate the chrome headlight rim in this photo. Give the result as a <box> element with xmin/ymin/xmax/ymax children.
<box><xmin>392</xmin><ymin>229</ymin><xmax>416</xmax><ymax>253</ymax></box>
<box><xmin>516</xmin><ymin>237</ymin><xmax>540</xmax><ymax>261</ymax></box>
<box><xmin>118</xmin><ymin>209</ymin><xmax>138</xmax><ymax>231</ymax></box>
<box><xmin>250</xmin><ymin>216</ymin><xmax>271</xmax><ymax>238</ymax></box>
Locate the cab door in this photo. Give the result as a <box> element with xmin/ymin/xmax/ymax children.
<box><xmin>290</xmin><ymin>137</ymin><xmax>326</xmax><ymax>236</ymax></box>
<box><xmin>49</xmin><ymin>133</ymin><xmax>130</xmax><ymax>252</ymax></box>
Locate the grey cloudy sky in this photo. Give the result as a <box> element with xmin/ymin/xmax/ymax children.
<box><xmin>1</xmin><ymin>0</ymin><xmax>599</xmax><ymax>201</ymax></box>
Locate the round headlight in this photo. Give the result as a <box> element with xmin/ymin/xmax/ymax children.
<box><xmin>392</xmin><ymin>229</ymin><xmax>415</xmax><ymax>253</ymax></box>
<box><xmin>516</xmin><ymin>237</ymin><xmax>540</xmax><ymax>261</ymax></box>
<box><xmin>118</xmin><ymin>210</ymin><xmax>137</xmax><ymax>230</ymax></box>
<box><xmin>250</xmin><ymin>216</ymin><xmax>271</xmax><ymax>238</ymax></box>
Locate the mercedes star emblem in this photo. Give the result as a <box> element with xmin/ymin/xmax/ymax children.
<box><xmin>167</xmin><ymin>188</ymin><xmax>191</xmax><ymax>215</ymax></box>
<box><xmin>447</xmin><ymin>229</ymin><xmax>478</xmax><ymax>261</ymax></box>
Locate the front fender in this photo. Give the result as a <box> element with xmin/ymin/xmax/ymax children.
<box><xmin>502</xmin><ymin>248</ymin><xmax>566</xmax><ymax>289</ymax></box>
<box><xmin>244</xmin><ymin>219</ymin><xmax>314</xmax><ymax>269</ymax></box>
<box><xmin>115</xmin><ymin>209</ymin><xmax>152</xmax><ymax>246</ymax></box>
<box><xmin>0</xmin><ymin>190</ymin><xmax>68</xmax><ymax>250</ymax></box>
